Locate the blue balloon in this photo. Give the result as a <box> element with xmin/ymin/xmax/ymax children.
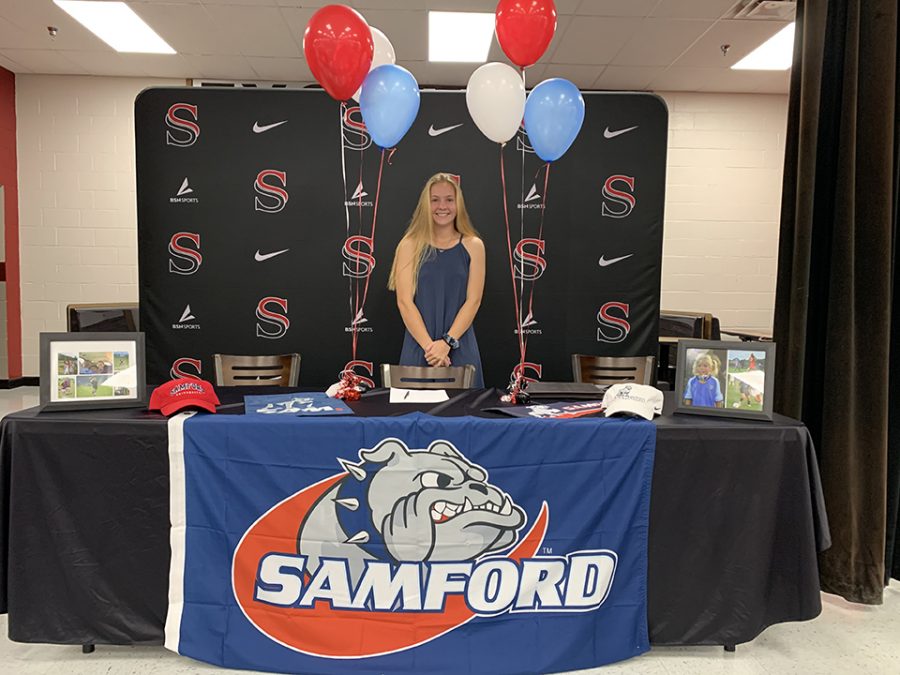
<box><xmin>359</xmin><ymin>64</ymin><xmax>420</xmax><ymax>149</ymax></box>
<box><xmin>523</xmin><ymin>78</ymin><xmax>585</xmax><ymax>162</ymax></box>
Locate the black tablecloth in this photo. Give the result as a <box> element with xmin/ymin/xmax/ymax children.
<box><xmin>0</xmin><ymin>388</ymin><xmax>828</xmax><ymax>648</ymax></box>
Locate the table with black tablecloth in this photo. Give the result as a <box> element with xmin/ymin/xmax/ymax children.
<box><xmin>0</xmin><ymin>388</ymin><xmax>828</xmax><ymax>650</ymax></box>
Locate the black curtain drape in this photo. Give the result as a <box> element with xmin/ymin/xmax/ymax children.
<box><xmin>774</xmin><ymin>0</ymin><xmax>899</xmax><ymax>604</ymax></box>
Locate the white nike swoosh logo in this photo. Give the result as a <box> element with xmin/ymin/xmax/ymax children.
<box><xmin>428</xmin><ymin>123</ymin><xmax>463</xmax><ymax>137</ymax></box>
<box><xmin>598</xmin><ymin>253</ymin><xmax>634</xmax><ymax>267</ymax></box>
<box><xmin>253</xmin><ymin>120</ymin><xmax>288</xmax><ymax>134</ymax></box>
<box><xmin>603</xmin><ymin>125</ymin><xmax>638</xmax><ymax>139</ymax></box>
<box><xmin>254</xmin><ymin>248</ymin><xmax>289</xmax><ymax>262</ymax></box>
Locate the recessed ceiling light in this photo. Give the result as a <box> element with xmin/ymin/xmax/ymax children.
<box><xmin>731</xmin><ymin>23</ymin><xmax>794</xmax><ymax>70</ymax></box>
<box><xmin>53</xmin><ymin>1</ymin><xmax>176</xmax><ymax>54</ymax></box>
<box><xmin>428</xmin><ymin>11</ymin><xmax>494</xmax><ymax>63</ymax></box>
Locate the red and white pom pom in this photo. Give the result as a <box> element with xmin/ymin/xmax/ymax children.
<box><xmin>328</xmin><ymin>370</ymin><xmax>365</xmax><ymax>401</ymax></box>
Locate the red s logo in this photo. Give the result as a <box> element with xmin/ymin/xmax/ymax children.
<box><xmin>343</xmin><ymin>360</ymin><xmax>375</xmax><ymax>389</ymax></box>
<box><xmin>342</xmin><ymin>106</ymin><xmax>372</xmax><ymax>151</ymax></box>
<box><xmin>596</xmin><ymin>302</ymin><xmax>631</xmax><ymax>343</ymax></box>
<box><xmin>601</xmin><ymin>175</ymin><xmax>636</xmax><ymax>219</ymax></box>
<box><xmin>254</xmin><ymin>170</ymin><xmax>288</xmax><ymax>213</ymax></box>
<box><xmin>512</xmin><ymin>362</ymin><xmax>543</xmax><ymax>384</ymax></box>
<box><xmin>514</xmin><ymin>238</ymin><xmax>547</xmax><ymax>281</ymax></box>
<box><xmin>256</xmin><ymin>296</ymin><xmax>290</xmax><ymax>339</ymax></box>
<box><xmin>342</xmin><ymin>236</ymin><xmax>376</xmax><ymax>279</ymax></box>
<box><xmin>170</xmin><ymin>357</ymin><xmax>202</xmax><ymax>379</ymax></box>
<box><xmin>166</xmin><ymin>103</ymin><xmax>199</xmax><ymax>147</ymax></box>
<box><xmin>168</xmin><ymin>232</ymin><xmax>202</xmax><ymax>275</ymax></box>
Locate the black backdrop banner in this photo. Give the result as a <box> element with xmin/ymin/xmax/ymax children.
<box><xmin>136</xmin><ymin>88</ymin><xmax>667</xmax><ymax>387</ymax></box>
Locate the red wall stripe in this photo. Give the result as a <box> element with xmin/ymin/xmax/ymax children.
<box><xmin>0</xmin><ymin>66</ymin><xmax>22</xmax><ymax>379</ymax></box>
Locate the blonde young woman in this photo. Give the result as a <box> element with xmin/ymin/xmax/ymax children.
<box><xmin>388</xmin><ymin>173</ymin><xmax>485</xmax><ymax>387</ymax></box>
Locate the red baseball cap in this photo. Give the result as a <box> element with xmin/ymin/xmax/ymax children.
<box><xmin>149</xmin><ymin>378</ymin><xmax>220</xmax><ymax>416</ymax></box>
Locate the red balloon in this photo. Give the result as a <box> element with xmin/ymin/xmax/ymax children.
<box><xmin>303</xmin><ymin>5</ymin><xmax>374</xmax><ymax>101</ymax></box>
<box><xmin>495</xmin><ymin>0</ymin><xmax>557</xmax><ymax>69</ymax></box>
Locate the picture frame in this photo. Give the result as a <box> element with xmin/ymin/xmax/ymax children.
<box><xmin>39</xmin><ymin>332</ymin><xmax>147</xmax><ymax>411</ymax></box>
<box><xmin>673</xmin><ymin>339</ymin><xmax>776</xmax><ymax>421</ymax></box>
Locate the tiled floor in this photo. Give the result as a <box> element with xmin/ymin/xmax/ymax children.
<box><xmin>2</xmin><ymin>388</ymin><xmax>899</xmax><ymax>674</ymax></box>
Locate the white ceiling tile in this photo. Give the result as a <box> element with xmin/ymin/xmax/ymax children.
<box><xmin>0</xmin><ymin>5</ymin><xmax>109</xmax><ymax>52</ymax></box>
<box><xmin>751</xmin><ymin>70</ymin><xmax>791</xmax><ymax>94</ymax></box>
<box><xmin>554</xmin><ymin>0</ymin><xmax>583</xmax><ymax>13</ymax></box>
<box><xmin>202</xmin><ymin>5</ymin><xmax>300</xmax><ymax>58</ymax></box>
<box><xmin>136</xmin><ymin>54</ymin><xmax>192</xmax><ymax>79</ymax></box>
<box><xmin>675</xmin><ymin>20</ymin><xmax>790</xmax><ymax>68</ymax></box>
<box><xmin>0</xmin><ymin>49</ymin><xmax>87</xmax><ymax>75</ymax></box>
<box><xmin>611</xmin><ymin>19</ymin><xmax>712</xmax><ymax>67</ymax></box>
<box><xmin>649</xmin><ymin>66</ymin><xmax>790</xmax><ymax>94</ymax></box>
<box><xmin>575</xmin><ymin>1</ymin><xmax>659</xmax><ymax>18</ymax></box>
<box><xmin>534</xmin><ymin>14</ymin><xmax>573</xmax><ymax>64</ymax></box>
<box><xmin>651</xmin><ymin>0</ymin><xmax>737</xmax><ymax>20</ymax></box>
<box><xmin>594</xmin><ymin>65</ymin><xmax>664</xmax><ymax>91</ymax></box>
<box><xmin>550</xmin><ymin>16</ymin><xmax>639</xmax><ymax>65</ymax></box>
<box><xmin>0</xmin><ymin>0</ymin><xmax>798</xmax><ymax>92</ymax></box>
<box><xmin>131</xmin><ymin>3</ymin><xmax>239</xmax><ymax>56</ymax></box>
<box><xmin>277</xmin><ymin>5</ymin><xmax>316</xmax><ymax>45</ymax></box>
<box><xmin>246</xmin><ymin>56</ymin><xmax>312</xmax><ymax>82</ymax></box>
<box><xmin>183</xmin><ymin>53</ymin><xmax>258</xmax><ymax>79</ymax></box>
<box><xmin>61</xmin><ymin>51</ymin><xmax>162</xmax><ymax>77</ymax></box>
<box><xmin>348</xmin><ymin>9</ymin><xmax>428</xmax><ymax>61</ymax></box>
<box><xmin>195</xmin><ymin>0</ymin><xmax>281</xmax><ymax>5</ymax></box>
<box><xmin>274</xmin><ymin>0</ymin><xmax>335</xmax><ymax>6</ymax></box>
<box><xmin>538</xmin><ymin>63</ymin><xmax>604</xmax><ymax>88</ymax></box>
<box><xmin>407</xmin><ymin>60</ymin><xmax>478</xmax><ymax>88</ymax></box>
<box><xmin>0</xmin><ymin>51</ymin><xmax>31</xmax><ymax>73</ymax></box>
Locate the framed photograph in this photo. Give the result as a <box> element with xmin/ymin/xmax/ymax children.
<box><xmin>674</xmin><ymin>339</ymin><xmax>776</xmax><ymax>421</ymax></box>
<box><xmin>39</xmin><ymin>332</ymin><xmax>147</xmax><ymax>411</ymax></box>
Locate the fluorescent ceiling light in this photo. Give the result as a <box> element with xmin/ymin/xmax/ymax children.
<box><xmin>428</xmin><ymin>11</ymin><xmax>494</xmax><ymax>63</ymax></box>
<box><xmin>732</xmin><ymin>23</ymin><xmax>794</xmax><ymax>70</ymax></box>
<box><xmin>54</xmin><ymin>1</ymin><xmax>176</xmax><ymax>54</ymax></box>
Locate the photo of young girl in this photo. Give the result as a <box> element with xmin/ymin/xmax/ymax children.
<box><xmin>682</xmin><ymin>350</ymin><xmax>726</xmax><ymax>408</ymax></box>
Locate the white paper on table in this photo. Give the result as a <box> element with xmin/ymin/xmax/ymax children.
<box><xmin>389</xmin><ymin>388</ymin><xmax>449</xmax><ymax>403</ymax></box>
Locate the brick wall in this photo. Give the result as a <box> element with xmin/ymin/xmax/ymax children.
<box><xmin>14</xmin><ymin>75</ymin><xmax>788</xmax><ymax>376</ymax></box>
<box><xmin>658</xmin><ymin>91</ymin><xmax>788</xmax><ymax>333</ymax></box>
<box><xmin>15</xmin><ymin>75</ymin><xmax>182</xmax><ymax>375</ymax></box>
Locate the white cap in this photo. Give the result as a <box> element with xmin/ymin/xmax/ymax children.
<box><xmin>602</xmin><ymin>383</ymin><xmax>664</xmax><ymax>420</ymax></box>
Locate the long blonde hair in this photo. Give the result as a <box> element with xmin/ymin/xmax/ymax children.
<box><xmin>387</xmin><ymin>173</ymin><xmax>478</xmax><ymax>293</ymax></box>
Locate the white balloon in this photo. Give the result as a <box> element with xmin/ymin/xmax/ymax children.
<box><xmin>352</xmin><ymin>27</ymin><xmax>396</xmax><ymax>102</ymax></box>
<box><xmin>465</xmin><ymin>62</ymin><xmax>526</xmax><ymax>144</ymax></box>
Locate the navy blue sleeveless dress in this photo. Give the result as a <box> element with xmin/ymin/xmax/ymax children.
<box><xmin>399</xmin><ymin>238</ymin><xmax>484</xmax><ymax>387</ymax></box>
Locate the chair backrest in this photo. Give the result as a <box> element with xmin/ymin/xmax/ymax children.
<box><xmin>571</xmin><ymin>355</ymin><xmax>656</xmax><ymax>386</ymax></box>
<box><xmin>381</xmin><ymin>364</ymin><xmax>476</xmax><ymax>389</ymax></box>
<box><xmin>213</xmin><ymin>354</ymin><xmax>301</xmax><ymax>386</ymax></box>
<box><xmin>658</xmin><ymin>310</ymin><xmax>719</xmax><ymax>339</ymax></box>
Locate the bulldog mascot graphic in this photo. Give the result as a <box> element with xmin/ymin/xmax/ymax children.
<box><xmin>297</xmin><ymin>438</ymin><xmax>527</xmax><ymax>580</ymax></box>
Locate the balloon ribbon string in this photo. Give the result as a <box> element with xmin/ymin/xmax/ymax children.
<box><xmin>500</xmin><ymin>145</ymin><xmax>527</xmax><ymax>373</ymax></box>
<box><xmin>350</xmin><ymin>124</ymin><xmax>365</xmax><ymax>361</ymax></box>
<box><xmin>339</xmin><ymin>101</ymin><xmax>356</xmax><ymax>361</ymax></box>
<box><xmin>524</xmin><ymin>162</ymin><xmax>550</xmax><ymax>353</ymax></box>
<box><xmin>354</xmin><ymin>147</ymin><xmax>386</xmax><ymax>358</ymax></box>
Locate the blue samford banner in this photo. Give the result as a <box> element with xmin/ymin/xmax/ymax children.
<box><xmin>166</xmin><ymin>412</ymin><xmax>655</xmax><ymax>674</ymax></box>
